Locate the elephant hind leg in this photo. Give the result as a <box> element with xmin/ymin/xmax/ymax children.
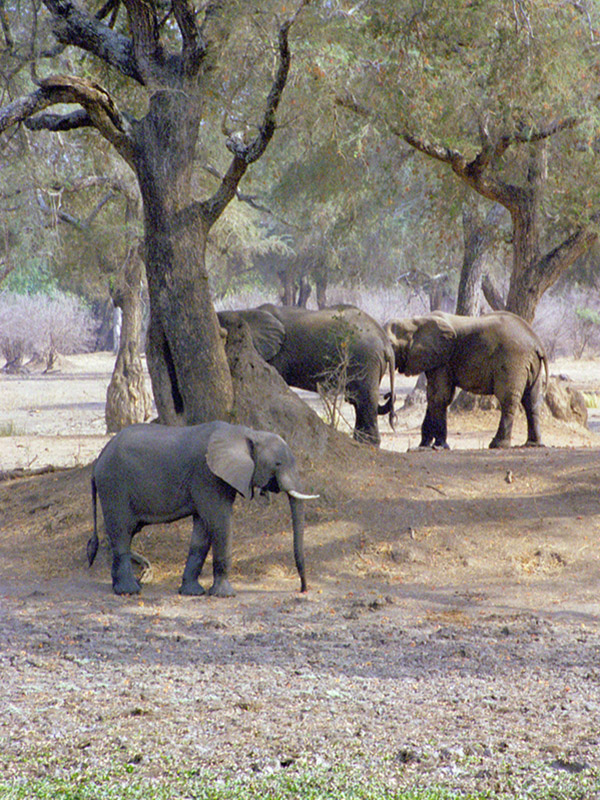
<box><xmin>350</xmin><ymin>384</ymin><xmax>380</xmax><ymax>446</ymax></box>
<box><xmin>103</xmin><ymin>510</ymin><xmax>142</xmax><ymax>595</ymax></box>
<box><xmin>521</xmin><ymin>381</ymin><xmax>544</xmax><ymax>447</ymax></box>
<box><xmin>489</xmin><ymin>392</ymin><xmax>520</xmax><ymax>449</ymax></box>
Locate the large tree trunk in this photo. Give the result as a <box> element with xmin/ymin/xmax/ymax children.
<box><xmin>135</xmin><ymin>93</ymin><xmax>233</xmax><ymax>426</ymax></box>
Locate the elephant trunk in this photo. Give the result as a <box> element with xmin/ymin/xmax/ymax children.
<box><xmin>287</xmin><ymin>493</ymin><xmax>307</xmax><ymax>593</ymax></box>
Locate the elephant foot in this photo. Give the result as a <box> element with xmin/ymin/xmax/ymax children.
<box><xmin>178</xmin><ymin>580</ymin><xmax>206</xmax><ymax>596</ymax></box>
<box><xmin>112</xmin><ymin>556</ymin><xmax>142</xmax><ymax>595</ymax></box>
<box><xmin>524</xmin><ymin>440</ymin><xmax>545</xmax><ymax>448</ymax></box>
<box><xmin>112</xmin><ymin>577</ymin><xmax>142</xmax><ymax>595</ymax></box>
<box><xmin>432</xmin><ymin>442</ymin><xmax>450</xmax><ymax>450</ymax></box>
<box><xmin>489</xmin><ymin>438</ymin><xmax>511</xmax><ymax>449</ymax></box>
<box><xmin>208</xmin><ymin>578</ymin><xmax>236</xmax><ymax>598</ymax></box>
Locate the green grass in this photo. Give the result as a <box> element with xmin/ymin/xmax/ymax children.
<box><xmin>583</xmin><ymin>391</ymin><xmax>600</xmax><ymax>409</ymax></box>
<box><xmin>0</xmin><ymin>764</ymin><xmax>598</xmax><ymax>800</ymax></box>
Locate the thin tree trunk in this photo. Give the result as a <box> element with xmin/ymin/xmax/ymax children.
<box><xmin>456</xmin><ymin>202</ymin><xmax>505</xmax><ymax>316</ymax></box>
<box><xmin>105</xmin><ymin>247</ymin><xmax>153</xmax><ymax>432</ymax></box>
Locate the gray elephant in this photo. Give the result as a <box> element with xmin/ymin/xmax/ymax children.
<box><xmin>218</xmin><ymin>303</ymin><xmax>396</xmax><ymax>446</ymax></box>
<box><xmin>87</xmin><ymin>421</ymin><xmax>317</xmax><ymax>596</ymax></box>
<box><xmin>384</xmin><ymin>311</ymin><xmax>548</xmax><ymax>449</ymax></box>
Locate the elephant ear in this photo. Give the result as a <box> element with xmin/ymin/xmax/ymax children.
<box><xmin>241</xmin><ymin>308</ymin><xmax>285</xmax><ymax>361</ymax></box>
<box><xmin>405</xmin><ymin>314</ymin><xmax>457</xmax><ymax>375</ymax></box>
<box><xmin>206</xmin><ymin>425</ymin><xmax>255</xmax><ymax>499</ymax></box>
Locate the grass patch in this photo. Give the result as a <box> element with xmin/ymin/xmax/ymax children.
<box><xmin>583</xmin><ymin>391</ymin><xmax>600</xmax><ymax>409</ymax></box>
<box><xmin>1</xmin><ymin>764</ymin><xmax>598</xmax><ymax>800</ymax></box>
<box><xmin>0</xmin><ymin>420</ymin><xmax>22</xmax><ymax>436</ymax></box>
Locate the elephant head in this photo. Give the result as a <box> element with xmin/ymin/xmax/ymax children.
<box><xmin>206</xmin><ymin>424</ymin><xmax>317</xmax><ymax>592</ymax></box>
<box><xmin>218</xmin><ymin>308</ymin><xmax>285</xmax><ymax>362</ymax></box>
<box><xmin>385</xmin><ymin>313</ymin><xmax>456</xmax><ymax>375</ymax></box>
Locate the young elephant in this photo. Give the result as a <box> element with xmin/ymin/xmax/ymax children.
<box><xmin>385</xmin><ymin>311</ymin><xmax>548</xmax><ymax>449</ymax></box>
<box><xmin>88</xmin><ymin>421</ymin><xmax>317</xmax><ymax>596</ymax></box>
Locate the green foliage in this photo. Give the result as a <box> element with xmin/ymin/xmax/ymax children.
<box><xmin>1</xmin><ymin>763</ymin><xmax>598</xmax><ymax>800</ymax></box>
<box><xmin>575</xmin><ymin>307</ymin><xmax>600</xmax><ymax>327</ymax></box>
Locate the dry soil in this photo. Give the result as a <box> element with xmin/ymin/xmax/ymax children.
<box><xmin>1</xmin><ymin>353</ymin><xmax>600</xmax><ymax>795</ymax></box>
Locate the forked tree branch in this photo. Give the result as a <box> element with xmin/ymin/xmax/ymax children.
<box><xmin>189</xmin><ymin>0</ymin><xmax>310</xmax><ymax>230</ymax></box>
<box><xmin>20</xmin><ymin>76</ymin><xmax>136</xmax><ymax>166</ymax></box>
<box><xmin>336</xmin><ymin>90</ymin><xmax>581</xmax><ymax>212</ymax></box>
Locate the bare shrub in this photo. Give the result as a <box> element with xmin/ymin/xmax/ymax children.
<box><xmin>214</xmin><ymin>288</ymin><xmax>278</xmax><ymax>312</ymax></box>
<box><xmin>535</xmin><ymin>289</ymin><xmax>600</xmax><ymax>359</ymax></box>
<box><xmin>0</xmin><ymin>292</ymin><xmax>95</xmax><ymax>371</ymax></box>
<box><xmin>0</xmin><ymin>295</ymin><xmax>36</xmax><ymax>371</ymax></box>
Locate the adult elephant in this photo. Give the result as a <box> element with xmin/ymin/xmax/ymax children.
<box><xmin>384</xmin><ymin>311</ymin><xmax>548</xmax><ymax>449</ymax></box>
<box><xmin>218</xmin><ymin>303</ymin><xmax>396</xmax><ymax>446</ymax></box>
<box><xmin>88</xmin><ymin>421</ymin><xmax>317</xmax><ymax>596</ymax></box>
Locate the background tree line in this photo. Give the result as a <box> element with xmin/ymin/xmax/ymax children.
<box><xmin>1</xmin><ymin>0</ymin><xmax>599</xmax><ymax>433</ymax></box>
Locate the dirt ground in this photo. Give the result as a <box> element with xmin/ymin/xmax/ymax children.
<box><xmin>1</xmin><ymin>353</ymin><xmax>600</xmax><ymax>795</ymax></box>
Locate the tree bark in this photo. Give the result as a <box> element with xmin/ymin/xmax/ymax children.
<box><xmin>133</xmin><ymin>90</ymin><xmax>234</xmax><ymax>425</ymax></box>
<box><xmin>105</xmin><ymin>247</ymin><xmax>153</xmax><ymax>432</ymax></box>
<box><xmin>456</xmin><ymin>202</ymin><xmax>505</xmax><ymax>316</ymax></box>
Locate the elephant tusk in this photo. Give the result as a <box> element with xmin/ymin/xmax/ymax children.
<box><xmin>288</xmin><ymin>489</ymin><xmax>320</xmax><ymax>500</ymax></box>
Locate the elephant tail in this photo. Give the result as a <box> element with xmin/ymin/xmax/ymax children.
<box><xmin>541</xmin><ymin>350</ymin><xmax>549</xmax><ymax>391</ymax></box>
<box><xmin>87</xmin><ymin>475</ymin><xmax>99</xmax><ymax>567</ymax></box>
<box><xmin>534</xmin><ymin>346</ymin><xmax>550</xmax><ymax>396</ymax></box>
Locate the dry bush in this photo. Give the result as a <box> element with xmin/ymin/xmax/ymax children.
<box><xmin>0</xmin><ymin>292</ymin><xmax>95</xmax><ymax>371</ymax></box>
<box><xmin>534</xmin><ymin>289</ymin><xmax>600</xmax><ymax>359</ymax></box>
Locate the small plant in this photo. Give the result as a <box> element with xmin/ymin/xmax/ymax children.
<box><xmin>0</xmin><ymin>420</ymin><xmax>21</xmax><ymax>436</ymax></box>
<box><xmin>573</xmin><ymin>306</ymin><xmax>600</xmax><ymax>359</ymax></box>
<box><xmin>315</xmin><ymin>314</ymin><xmax>365</xmax><ymax>433</ymax></box>
<box><xmin>583</xmin><ymin>392</ymin><xmax>600</xmax><ymax>409</ymax></box>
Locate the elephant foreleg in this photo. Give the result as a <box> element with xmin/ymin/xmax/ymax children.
<box><xmin>420</xmin><ymin>405</ymin><xmax>450</xmax><ymax>449</ymax></box>
<box><xmin>208</xmin><ymin>511</ymin><xmax>236</xmax><ymax>598</ymax></box>
<box><xmin>419</xmin><ymin>407</ymin><xmax>436</xmax><ymax>447</ymax></box>
<box><xmin>179</xmin><ymin>515</ymin><xmax>211</xmax><ymax>596</ymax></box>
<box><xmin>421</xmin><ymin>371</ymin><xmax>454</xmax><ymax>448</ymax></box>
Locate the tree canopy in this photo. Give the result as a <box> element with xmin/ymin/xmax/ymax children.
<box><xmin>1</xmin><ymin>0</ymin><xmax>600</xmax><ymax>427</ymax></box>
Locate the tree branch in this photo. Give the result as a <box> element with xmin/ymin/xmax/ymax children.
<box><xmin>336</xmin><ymin>91</ymin><xmax>582</xmax><ymax>213</ymax></box>
<box><xmin>42</xmin><ymin>0</ymin><xmax>143</xmax><ymax>83</ymax></box>
<box><xmin>193</xmin><ymin>1</ymin><xmax>309</xmax><ymax>229</ymax></box>
<box><xmin>22</xmin><ymin>76</ymin><xmax>136</xmax><ymax>167</ymax></box>
<box><xmin>172</xmin><ymin>0</ymin><xmax>206</xmax><ymax>76</ymax></box>
<box><xmin>0</xmin><ymin>88</ymin><xmax>50</xmax><ymax>134</ymax></box>
<box><xmin>25</xmin><ymin>108</ymin><xmax>92</xmax><ymax>131</ymax></box>
<box><xmin>121</xmin><ymin>0</ymin><xmax>165</xmax><ymax>84</ymax></box>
